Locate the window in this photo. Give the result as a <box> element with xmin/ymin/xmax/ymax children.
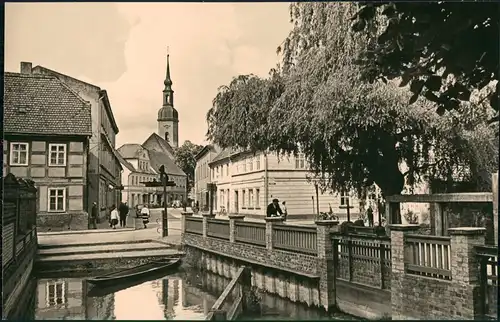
<box><xmin>256</xmin><ymin>189</ymin><xmax>260</xmax><ymax>208</ymax></box>
<box><xmin>49</xmin><ymin>144</ymin><xmax>66</xmax><ymax>166</ymax></box>
<box><xmin>9</xmin><ymin>142</ymin><xmax>29</xmax><ymax>166</ymax></box>
<box><xmin>226</xmin><ymin>165</ymin><xmax>229</xmax><ymax>176</ymax></box>
<box><xmin>243</xmin><ymin>161</ymin><xmax>247</xmax><ymax>172</ymax></box>
<box><xmin>255</xmin><ymin>156</ymin><xmax>260</xmax><ymax>170</ymax></box>
<box><xmin>48</xmin><ymin>188</ymin><xmax>66</xmax><ymax>212</ymax></box>
<box><xmin>295</xmin><ymin>153</ymin><xmax>306</xmax><ymax>169</ymax></box>
<box><xmin>242</xmin><ymin>190</ymin><xmax>246</xmax><ymax>207</ymax></box>
<box><xmin>249</xmin><ymin>189</ymin><xmax>254</xmax><ymax>208</ymax></box>
<box><xmin>340</xmin><ymin>192</ymin><xmax>351</xmax><ymax>207</ymax></box>
<box><xmin>248</xmin><ymin>158</ymin><xmax>253</xmax><ymax>171</ymax></box>
<box><xmin>46</xmin><ymin>281</ymin><xmax>65</xmax><ymax>307</ymax></box>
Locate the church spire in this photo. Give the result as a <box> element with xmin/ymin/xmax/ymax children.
<box><xmin>164</xmin><ymin>49</ymin><xmax>172</xmax><ymax>89</ymax></box>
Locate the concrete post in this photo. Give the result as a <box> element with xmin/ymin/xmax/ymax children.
<box><xmin>448</xmin><ymin>227</ymin><xmax>486</xmax><ymax>319</ymax></box>
<box><xmin>315</xmin><ymin>219</ymin><xmax>340</xmax><ymax>312</ymax></box>
<box><xmin>180</xmin><ymin>211</ymin><xmax>193</xmax><ymax>238</ymax></box>
<box><xmin>202</xmin><ymin>213</ymin><xmax>215</xmax><ymax>238</ymax></box>
<box><xmin>492</xmin><ymin>172</ymin><xmax>498</xmax><ymax>246</ymax></box>
<box><xmin>264</xmin><ymin>217</ymin><xmax>284</xmax><ymax>251</ymax></box>
<box><xmin>228</xmin><ymin>214</ymin><xmax>245</xmax><ymax>243</ymax></box>
<box><xmin>389</xmin><ymin>224</ymin><xmax>420</xmax><ymax>319</ymax></box>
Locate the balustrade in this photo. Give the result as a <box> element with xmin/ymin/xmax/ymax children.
<box><xmin>273</xmin><ymin>224</ymin><xmax>317</xmax><ymax>255</ymax></box>
<box><xmin>185</xmin><ymin>216</ymin><xmax>203</xmax><ymax>235</ymax></box>
<box><xmin>234</xmin><ymin>221</ymin><xmax>266</xmax><ymax>247</ymax></box>
<box><xmin>207</xmin><ymin>219</ymin><xmax>230</xmax><ymax>240</ymax></box>
<box><xmin>404</xmin><ymin>234</ymin><xmax>451</xmax><ymax>280</ymax></box>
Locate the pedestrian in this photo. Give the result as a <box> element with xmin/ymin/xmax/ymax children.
<box><xmin>281</xmin><ymin>201</ymin><xmax>288</xmax><ymax>221</ymax></box>
<box><xmin>141</xmin><ymin>204</ymin><xmax>150</xmax><ymax>229</ymax></box>
<box><xmin>266</xmin><ymin>198</ymin><xmax>283</xmax><ymax>217</ymax></box>
<box><xmin>109</xmin><ymin>205</ymin><xmax>119</xmax><ymax>229</ymax></box>
<box><xmin>118</xmin><ymin>201</ymin><xmax>129</xmax><ymax>228</ymax></box>
<box><xmin>366</xmin><ymin>206</ymin><xmax>374</xmax><ymax>227</ymax></box>
<box><xmin>90</xmin><ymin>202</ymin><xmax>98</xmax><ymax>229</ymax></box>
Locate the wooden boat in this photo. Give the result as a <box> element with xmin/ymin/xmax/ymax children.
<box><xmin>86</xmin><ymin>258</ymin><xmax>182</xmax><ymax>287</ymax></box>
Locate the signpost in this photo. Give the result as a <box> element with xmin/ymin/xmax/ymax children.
<box><xmin>142</xmin><ymin>165</ymin><xmax>175</xmax><ymax>237</ymax></box>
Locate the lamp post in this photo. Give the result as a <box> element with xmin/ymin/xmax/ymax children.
<box><xmin>142</xmin><ymin>165</ymin><xmax>176</xmax><ymax>238</ymax></box>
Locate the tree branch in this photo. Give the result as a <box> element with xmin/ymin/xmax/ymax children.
<box><xmin>402</xmin><ymin>158</ymin><xmax>447</xmax><ymax>176</ymax></box>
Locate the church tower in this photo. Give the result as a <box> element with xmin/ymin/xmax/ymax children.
<box><xmin>157</xmin><ymin>53</ymin><xmax>179</xmax><ymax>148</ymax></box>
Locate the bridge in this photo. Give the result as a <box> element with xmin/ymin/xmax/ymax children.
<box><xmin>181</xmin><ymin>175</ymin><xmax>499</xmax><ymax>320</ymax></box>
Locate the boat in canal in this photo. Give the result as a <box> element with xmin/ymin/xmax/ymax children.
<box><xmin>86</xmin><ymin>258</ymin><xmax>182</xmax><ymax>291</ymax></box>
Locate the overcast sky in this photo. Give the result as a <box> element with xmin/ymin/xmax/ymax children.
<box><xmin>5</xmin><ymin>2</ymin><xmax>291</xmax><ymax>148</ymax></box>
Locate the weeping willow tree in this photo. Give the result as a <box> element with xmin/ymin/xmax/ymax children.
<box><xmin>207</xmin><ymin>2</ymin><xmax>499</xmax><ymax>223</ymax></box>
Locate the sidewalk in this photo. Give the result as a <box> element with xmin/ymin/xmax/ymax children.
<box><xmin>38</xmin><ymin>219</ymin><xmax>182</xmax><ymax>247</ymax></box>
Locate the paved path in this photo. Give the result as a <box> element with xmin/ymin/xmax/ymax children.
<box><xmin>38</xmin><ymin>217</ymin><xmax>182</xmax><ymax>247</ymax></box>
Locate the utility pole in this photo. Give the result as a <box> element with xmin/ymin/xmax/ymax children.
<box><xmin>184</xmin><ymin>176</ymin><xmax>188</xmax><ymax>212</ymax></box>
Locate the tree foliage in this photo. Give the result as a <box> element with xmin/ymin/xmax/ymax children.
<box><xmin>173</xmin><ymin>140</ymin><xmax>204</xmax><ymax>192</ymax></box>
<box><xmin>206</xmin><ymin>2</ymin><xmax>499</xmax><ymax>208</ymax></box>
<box><xmin>351</xmin><ymin>2</ymin><xmax>499</xmax><ymax>121</ymax></box>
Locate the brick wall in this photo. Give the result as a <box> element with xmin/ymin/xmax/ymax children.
<box><xmin>183</xmin><ymin>234</ymin><xmax>318</xmax><ymax>276</ymax></box>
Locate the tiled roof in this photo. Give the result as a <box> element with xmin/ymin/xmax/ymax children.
<box><xmin>116</xmin><ymin>150</ymin><xmax>135</xmax><ymax>172</ymax></box>
<box><xmin>210</xmin><ymin>148</ymin><xmax>236</xmax><ymax>164</ymax></box>
<box><xmin>4</xmin><ymin>72</ymin><xmax>92</xmax><ymax>136</ymax></box>
<box><xmin>117</xmin><ymin>144</ymin><xmax>143</xmax><ymax>159</ymax></box>
<box><xmin>148</xmin><ymin>150</ymin><xmax>186</xmax><ymax>177</ymax></box>
<box><xmin>143</xmin><ymin>133</ymin><xmax>175</xmax><ymax>157</ymax></box>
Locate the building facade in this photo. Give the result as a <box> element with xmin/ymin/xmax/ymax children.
<box><xmin>194</xmin><ymin>145</ymin><xmax>221</xmax><ymax>211</ymax></box>
<box><xmin>31</xmin><ymin>64</ymin><xmax>122</xmax><ymax>221</ymax></box>
<box><xmin>117</xmin><ymin>144</ymin><xmax>186</xmax><ymax>207</ymax></box>
<box><xmin>208</xmin><ymin>149</ymin><xmax>362</xmax><ymax>219</ymax></box>
<box><xmin>4</xmin><ymin>64</ymin><xmax>92</xmax><ymax>230</ymax></box>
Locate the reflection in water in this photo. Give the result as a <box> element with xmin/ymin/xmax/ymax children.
<box><xmin>35</xmin><ymin>273</ymin><xmax>219</xmax><ymax>320</ymax></box>
<box><xmin>34</xmin><ymin>270</ymin><xmax>349</xmax><ymax>320</ymax></box>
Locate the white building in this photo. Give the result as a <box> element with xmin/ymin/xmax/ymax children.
<box><xmin>208</xmin><ymin>149</ymin><xmax>362</xmax><ymax>219</ymax></box>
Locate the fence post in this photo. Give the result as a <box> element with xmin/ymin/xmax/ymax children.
<box><xmin>264</xmin><ymin>217</ymin><xmax>283</xmax><ymax>251</ymax></box>
<box><xmin>228</xmin><ymin>214</ymin><xmax>245</xmax><ymax>243</ymax></box>
<box><xmin>379</xmin><ymin>242</ymin><xmax>386</xmax><ymax>289</ymax></box>
<box><xmin>315</xmin><ymin>219</ymin><xmax>340</xmax><ymax>312</ymax></box>
<box><xmin>448</xmin><ymin>227</ymin><xmax>485</xmax><ymax>319</ymax></box>
<box><xmin>180</xmin><ymin>211</ymin><xmax>193</xmax><ymax>238</ymax></box>
<box><xmin>492</xmin><ymin>172</ymin><xmax>498</xmax><ymax>246</ymax></box>
<box><xmin>389</xmin><ymin>224</ymin><xmax>420</xmax><ymax>320</ymax></box>
<box><xmin>202</xmin><ymin>213</ymin><xmax>215</xmax><ymax>238</ymax></box>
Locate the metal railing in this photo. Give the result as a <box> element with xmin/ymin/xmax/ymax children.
<box><xmin>476</xmin><ymin>245</ymin><xmax>498</xmax><ymax>320</ymax></box>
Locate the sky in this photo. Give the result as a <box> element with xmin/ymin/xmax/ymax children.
<box><xmin>4</xmin><ymin>2</ymin><xmax>292</xmax><ymax>148</ymax></box>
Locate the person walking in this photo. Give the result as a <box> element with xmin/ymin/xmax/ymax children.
<box><xmin>118</xmin><ymin>201</ymin><xmax>129</xmax><ymax>228</ymax></box>
<box><xmin>266</xmin><ymin>198</ymin><xmax>283</xmax><ymax>217</ymax></box>
<box><xmin>141</xmin><ymin>204</ymin><xmax>150</xmax><ymax>229</ymax></box>
<box><xmin>90</xmin><ymin>202</ymin><xmax>98</xmax><ymax>229</ymax></box>
<box><xmin>109</xmin><ymin>205</ymin><xmax>119</xmax><ymax>229</ymax></box>
<box><xmin>281</xmin><ymin>201</ymin><xmax>288</xmax><ymax>221</ymax></box>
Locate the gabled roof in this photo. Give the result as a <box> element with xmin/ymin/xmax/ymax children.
<box><xmin>210</xmin><ymin>148</ymin><xmax>237</xmax><ymax>165</ymax></box>
<box><xmin>117</xmin><ymin>144</ymin><xmax>143</xmax><ymax>159</ymax></box>
<box><xmin>32</xmin><ymin>65</ymin><xmax>120</xmax><ymax>135</ymax></box>
<box><xmin>143</xmin><ymin>133</ymin><xmax>175</xmax><ymax>157</ymax></box>
<box><xmin>195</xmin><ymin>144</ymin><xmax>220</xmax><ymax>161</ymax></box>
<box><xmin>116</xmin><ymin>151</ymin><xmax>135</xmax><ymax>172</ymax></box>
<box><xmin>4</xmin><ymin>72</ymin><xmax>92</xmax><ymax>136</ymax></box>
<box><xmin>148</xmin><ymin>150</ymin><xmax>186</xmax><ymax>177</ymax></box>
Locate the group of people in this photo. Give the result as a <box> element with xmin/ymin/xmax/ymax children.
<box><xmin>89</xmin><ymin>201</ymin><xmax>151</xmax><ymax>229</ymax></box>
<box><xmin>266</xmin><ymin>198</ymin><xmax>288</xmax><ymax>220</ymax></box>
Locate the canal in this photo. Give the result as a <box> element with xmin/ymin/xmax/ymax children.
<box><xmin>28</xmin><ymin>268</ymin><xmax>356</xmax><ymax>320</ymax></box>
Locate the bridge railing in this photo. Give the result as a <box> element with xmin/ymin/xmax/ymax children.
<box><xmin>185</xmin><ymin>216</ymin><xmax>203</xmax><ymax>235</ymax></box>
<box><xmin>234</xmin><ymin>221</ymin><xmax>266</xmax><ymax>247</ymax></box>
<box><xmin>207</xmin><ymin>218</ymin><xmax>230</xmax><ymax>240</ymax></box>
<box><xmin>273</xmin><ymin>224</ymin><xmax>317</xmax><ymax>255</ymax></box>
<box><xmin>404</xmin><ymin>234</ymin><xmax>452</xmax><ymax>280</ymax></box>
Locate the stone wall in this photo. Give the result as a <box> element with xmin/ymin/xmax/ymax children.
<box><xmin>37</xmin><ymin>212</ymin><xmax>89</xmax><ymax>232</ymax></box>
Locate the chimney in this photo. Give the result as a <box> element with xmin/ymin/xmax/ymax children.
<box><xmin>20</xmin><ymin>62</ymin><xmax>32</xmax><ymax>75</ymax></box>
